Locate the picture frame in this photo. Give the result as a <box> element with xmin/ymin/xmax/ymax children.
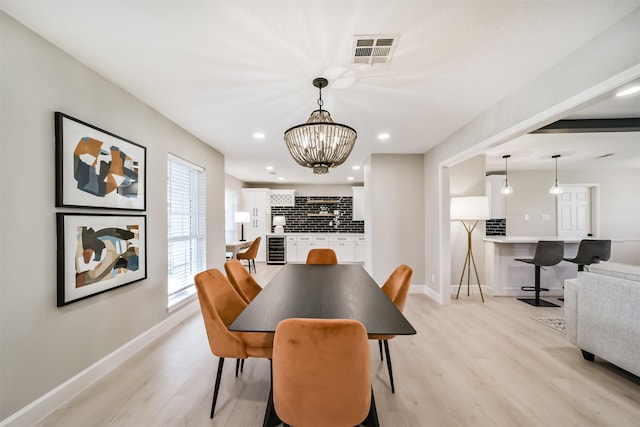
<box><xmin>57</xmin><ymin>213</ymin><xmax>147</xmax><ymax>306</ymax></box>
<box><xmin>55</xmin><ymin>112</ymin><xmax>146</xmax><ymax>210</ymax></box>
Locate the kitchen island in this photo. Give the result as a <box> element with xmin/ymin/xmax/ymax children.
<box><xmin>484</xmin><ymin>237</ymin><xmax>581</xmax><ymax>297</ymax></box>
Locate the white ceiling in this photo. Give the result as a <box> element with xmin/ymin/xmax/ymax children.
<box><xmin>2</xmin><ymin>0</ymin><xmax>639</xmax><ymax>183</ymax></box>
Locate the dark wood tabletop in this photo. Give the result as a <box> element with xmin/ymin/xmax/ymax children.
<box><xmin>229</xmin><ymin>263</ymin><xmax>416</xmax><ymax>336</ymax></box>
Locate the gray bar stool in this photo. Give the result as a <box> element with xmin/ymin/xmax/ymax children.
<box><xmin>563</xmin><ymin>239</ymin><xmax>611</xmax><ymax>272</ymax></box>
<box><xmin>515</xmin><ymin>240</ymin><xmax>564</xmax><ymax>307</ymax></box>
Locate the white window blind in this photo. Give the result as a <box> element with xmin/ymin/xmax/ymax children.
<box><xmin>167</xmin><ymin>155</ymin><xmax>205</xmax><ymax>299</ymax></box>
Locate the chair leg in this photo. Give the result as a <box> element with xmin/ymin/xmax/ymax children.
<box><xmin>383</xmin><ymin>340</ymin><xmax>395</xmax><ymax>394</ymax></box>
<box><xmin>235</xmin><ymin>359</ymin><xmax>240</xmax><ymax>377</ymax></box>
<box><xmin>361</xmin><ymin>388</ymin><xmax>380</xmax><ymax>427</ymax></box>
<box><xmin>241</xmin><ymin>359</ymin><xmax>245</xmax><ymax>373</ymax></box>
<box><xmin>378</xmin><ymin>340</ymin><xmax>384</xmax><ymax>361</ymax></box>
<box><xmin>534</xmin><ymin>265</ymin><xmax>541</xmax><ymax>305</ymax></box>
<box><xmin>210</xmin><ymin>357</ymin><xmax>225</xmax><ymax>418</ymax></box>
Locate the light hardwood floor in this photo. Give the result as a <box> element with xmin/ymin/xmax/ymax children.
<box><xmin>37</xmin><ymin>263</ymin><xmax>640</xmax><ymax>427</ymax></box>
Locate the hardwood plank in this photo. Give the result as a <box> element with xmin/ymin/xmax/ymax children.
<box><xmin>36</xmin><ymin>263</ymin><xmax>640</xmax><ymax>427</ymax></box>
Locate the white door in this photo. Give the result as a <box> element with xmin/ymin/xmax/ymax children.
<box><xmin>557</xmin><ymin>185</ymin><xmax>591</xmax><ymax>239</ymax></box>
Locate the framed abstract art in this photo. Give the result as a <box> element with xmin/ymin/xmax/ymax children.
<box><xmin>55</xmin><ymin>112</ymin><xmax>146</xmax><ymax>210</ymax></box>
<box><xmin>56</xmin><ymin>213</ymin><xmax>147</xmax><ymax>306</ymax></box>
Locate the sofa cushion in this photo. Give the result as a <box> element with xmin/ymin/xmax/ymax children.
<box><xmin>585</xmin><ymin>261</ymin><xmax>640</xmax><ymax>283</ymax></box>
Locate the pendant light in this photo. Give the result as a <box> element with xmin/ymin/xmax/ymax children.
<box><xmin>283</xmin><ymin>77</ymin><xmax>357</xmax><ymax>174</ymax></box>
<box><xmin>549</xmin><ymin>154</ymin><xmax>563</xmax><ymax>195</ymax></box>
<box><xmin>500</xmin><ymin>155</ymin><xmax>513</xmax><ymax>194</ymax></box>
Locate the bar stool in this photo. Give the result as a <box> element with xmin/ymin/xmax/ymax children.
<box><xmin>515</xmin><ymin>240</ymin><xmax>564</xmax><ymax>307</ymax></box>
<box><xmin>563</xmin><ymin>239</ymin><xmax>611</xmax><ymax>272</ymax></box>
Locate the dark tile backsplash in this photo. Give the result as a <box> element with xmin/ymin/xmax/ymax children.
<box><xmin>271</xmin><ymin>196</ymin><xmax>364</xmax><ymax>233</ymax></box>
<box><xmin>486</xmin><ymin>218</ymin><xmax>506</xmax><ymax>236</ymax></box>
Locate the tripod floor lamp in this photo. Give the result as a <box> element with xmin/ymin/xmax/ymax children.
<box><xmin>450</xmin><ymin>196</ymin><xmax>490</xmax><ymax>303</ymax></box>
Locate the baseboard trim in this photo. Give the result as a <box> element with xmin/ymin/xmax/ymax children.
<box><xmin>0</xmin><ymin>300</ymin><xmax>200</xmax><ymax>427</ymax></box>
<box><xmin>409</xmin><ymin>284</ymin><xmax>427</xmax><ymax>294</ymax></box>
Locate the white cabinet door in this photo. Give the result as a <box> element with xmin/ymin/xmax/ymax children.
<box><xmin>354</xmin><ymin>236</ymin><xmax>366</xmax><ymax>262</ymax></box>
<box><xmin>313</xmin><ymin>235</ymin><xmax>329</xmax><ymax>248</ymax></box>
<box><xmin>330</xmin><ymin>236</ymin><xmax>356</xmax><ymax>263</ymax></box>
<box><xmin>242</xmin><ymin>188</ymin><xmax>270</xmax><ymax>262</ymax></box>
<box><xmin>296</xmin><ymin>235</ymin><xmax>314</xmax><ymax>261</ymax></box>
<box><xmin>286</xmin><ymin>235</ymin><xmax>298</xmax><ymax>263</ymax></box>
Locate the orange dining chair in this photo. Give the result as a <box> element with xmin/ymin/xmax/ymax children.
<box><xmin>224</xmin><ymin>258</ymin><xmax>262</xmax><ymax>303</ymax></box>
<box><xmin>273</xmin><ymin>318</ymin><xmax>377</xmax><ymax>427</ymax></box>
<box><xmin>236</xmin><ymin>236</ymin><xmax>261</xmax><ymax>273</ymax></box>
<box><xmin>194</xmin><ymin>268</ymin><xmax>273</xmax><ymax>419</ymax></box>
<box><xmin>369</xmin><ymin>264</ymin><xmax>413</xmax><ymax>393</ymax></box>
<box><xmin>305</xmin><ymin>248</ymin><xmax>338</xmax><ymax>265</ymax></box>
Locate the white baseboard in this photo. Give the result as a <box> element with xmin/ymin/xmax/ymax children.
<box><xmin>0</xmin><ymin>300</ymin><xmax>200</xmax><ymax>427</ymax></box>
<box><xmin>409</xmin><ymin>284</ymin><xmax>427</xmax><ymax>294</ymax></box>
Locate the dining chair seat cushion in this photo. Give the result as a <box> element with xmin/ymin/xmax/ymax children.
<box><xmin>273</xmin><ymin>318</ymin><xmax>371</xmax><ymax>427</ymax></box>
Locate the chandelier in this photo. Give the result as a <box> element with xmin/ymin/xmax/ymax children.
<box><xmin>283</xmin><ymin>77</ymin><xmax>357</xmax><ymax>174</ymax></box>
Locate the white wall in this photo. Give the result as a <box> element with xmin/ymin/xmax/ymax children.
<box><xmin>423</xmin><ymin>8</ymin><xmax>640</xmax><ymax>303</ymax></box>
<box><xmin>0</xmin><ymin>13</ymin><xmax>225</xmax><ymax>419</ymax></box>
<box><xmin>366</xmin><ymin>154</ymin><xmax>425</xmax><ymax>285</ymax></box>
<box><xmin>246</xmin><ymin>183</ymin><xmax>356</xmax><ymax>197</ymax></box>
<box><xmin>506</xmin><ymin>168</ymin><xmax>640</xmax><ymax>263</ymax></box>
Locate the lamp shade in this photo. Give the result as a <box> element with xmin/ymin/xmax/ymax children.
<box><xmin>234</xmin><ymin>211</ymin><xmax>250</xmax><ymax>224</ymax></box>
<box><xmin>272</xmin><ymin>216</ymin><xmax>286</xmax><ymax>226</ymax></box>
<box><xmin>450</xmin><ymin>196</ymin><xmax>490</xmax><ymax>220</ymax></box>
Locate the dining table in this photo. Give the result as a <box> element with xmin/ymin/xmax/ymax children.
<box><xmin>229</xmin><ymin>263</ymin><xmax>417</xmax><ymax>427</ymax></box>
<box><xmin>225</xmin><ymin>238</ymin><xmax>254</xmax><ymax>259</ymax></box>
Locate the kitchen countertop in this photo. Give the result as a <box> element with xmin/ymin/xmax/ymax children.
<box><xmin>271</xmin><ymin>232</ymin><xmax>364</xmax><ymax>236</ymax></box>
<box><xmin>485</xmin><ymin>236</ymin><xmax>581</xmax><ymax>244</ymax></box>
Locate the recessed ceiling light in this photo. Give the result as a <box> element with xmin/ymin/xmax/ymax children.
<box><xmin>616</xmin><ymin>85</ymin><xmax>640</xmax><ymax>97</ymax></box>
<box><xmin>265</xmin><ymin>166</ymin><xmax>274</xmax><ymax>171</ymax></box>
<box><xmin>378</xmin><ymin>133</ymin><xmax>390</xmax><ymax>140</ymax></box>
<box><xmin>347</xmin><ymin>176</ymin><xmax>354</xmax><ymax>181</ymax></box>
<box><xmin>352</xmin><ymin>165</ymin><xmax>361</xmax><ymax>170</ymax></box>
<box><xmin>278</xmin><ymin>177</ymin><xmax>285</xmax><ymax>181</ymax></box>
<box><xmin>253</xmin><ymin>132</ymin><xmax>265</xmax><ymax>139</ymax></box>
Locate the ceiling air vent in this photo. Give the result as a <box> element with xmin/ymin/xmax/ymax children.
<box><xmin>352</xmin><ymin>34</ymin><xmax>399</xmax><ymax>65</ymax></box>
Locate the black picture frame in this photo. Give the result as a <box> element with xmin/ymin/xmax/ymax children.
<box><xmin>55</xmin><ymin>112</ymin><xmax>146</xmax><ymax>210</ymax></box>
<box><xmin>57</xmin><ymin>213</ymin><xmax>147</xmax><ymax>306</ymax></box>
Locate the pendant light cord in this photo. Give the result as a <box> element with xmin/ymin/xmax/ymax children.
<box><xmin>317</xmin><ymin>85</ymin><xmax>323</xmax><ymax>112</ymax></box>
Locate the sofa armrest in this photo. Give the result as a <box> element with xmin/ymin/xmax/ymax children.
<box><xmin>564</xmin><ymin>278</ymin><xmax>578</xmax><ymax>345</ymax></box>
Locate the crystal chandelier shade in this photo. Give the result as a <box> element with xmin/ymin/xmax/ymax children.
<box><xmin>283</xmin><ymin>78</ymin><xmax>357</xmax><ymax>174</ymax></box>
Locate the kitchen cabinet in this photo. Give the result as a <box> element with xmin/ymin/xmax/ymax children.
<box><xmin>329</xmin><ymin>235</ymin><xmax>356</xmax><ymax>263</ymax></box>
<box><xmin>284</xmin><ymin>234</ymin><xmax>364</xmax><ymax>263</ymax></box>
<box><xmin>354</xmin><ymin>235</ymin><xmax>366</xmax><ymax>263</ymax></box>
<box><xmin>286</xmin><ymin>235</ymin><xmax>298</xmax><ymax>262</ymax></box>
<box><xmin>269</xmin><ymin>189</ymin><xmax>296</xmax><ymax>207</ymax></box>
<box><xmin>242</xmin><ymin>188</ymin><xmax>270</xmax><ymax>261</ymax></box>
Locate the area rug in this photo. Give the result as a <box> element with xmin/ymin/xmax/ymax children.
<box><xmin>532</xmin><ymin>317</ymin><xmax>566</xmax><ymax>334</ymax></box>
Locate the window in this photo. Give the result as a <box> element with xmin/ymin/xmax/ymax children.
<box><xmin>225</xmin><ymin>189</ymin><xmax>238</xmax><ymax>242</ymax></box>
<box><xmin>167</xmin><ymin>154</ymin><xmax>205</xmax><ymax>307</ymax></box>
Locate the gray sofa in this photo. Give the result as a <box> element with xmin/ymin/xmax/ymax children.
<box><xmin>564</xmin><ymin>261</ymin><xmax>640</xmax><ymax>377</ymax></box>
